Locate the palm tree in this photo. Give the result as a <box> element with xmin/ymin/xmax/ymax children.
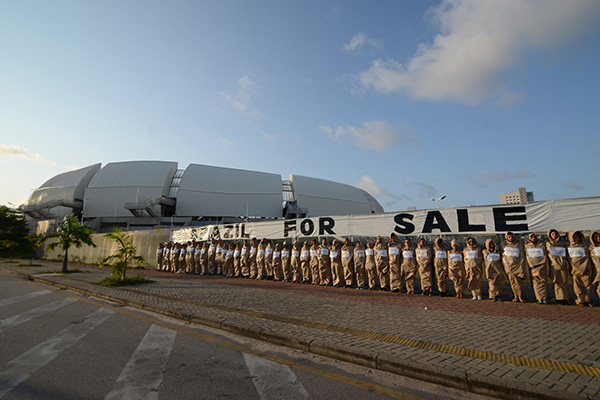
<box><xmin>39</xmin><ymin>214</ymin><xmax>96</xmax><ymax>273</ymax></box>
<box><xmin>99</xmin><ymin>227</ymin><xmax>145</xmax><ymax>280</ymax></box>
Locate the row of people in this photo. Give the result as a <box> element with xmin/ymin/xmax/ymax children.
<box><xmin>155</xmin><ymin>230</ymin><xmax>600</xmax><ymax>306</ymax></box>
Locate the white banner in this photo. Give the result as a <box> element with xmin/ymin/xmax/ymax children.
<box><xmin>172</xmin><ymin>197</ymin><xmax>600</xmax><ymax>242</ymax></box>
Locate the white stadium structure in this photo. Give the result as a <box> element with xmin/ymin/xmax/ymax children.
<box><xmin>24</xmin><ymin>161</ymin><xmax>383</xmax><ymax>233</ymax></box>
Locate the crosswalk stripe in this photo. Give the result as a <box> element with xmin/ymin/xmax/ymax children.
<box><xmin>0</xmin><ymin>297</ymin><xmax>77</xmax><ymax>333</ymax></box>
<box><xmin>243</xmin><ymin>352</ymin><xmax>310</xmax><ymax>400</ymax></box>
<box><xmin>0</xmin><ymin>307</ymin><xmax>114</xmax><ymax>398</ymax></box>
<box><xmin>0</xmin><ymin>290</ymin><xmax>51</xmax><ymax>308</ymax></box>
<box><xmin>104</xmin><ymin>324</ymin><xmax>177</xmax><ymax>400</ymax></box>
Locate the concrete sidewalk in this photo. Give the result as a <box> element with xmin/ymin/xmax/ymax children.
<box><xmin>2</xmin><ymin>259</ymin><xmax>599</xmax><ymax>400</ymax></box>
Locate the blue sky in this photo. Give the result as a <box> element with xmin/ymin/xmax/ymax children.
<box><xmin>1</xmin><ymin>0</ymin><xmax>599</xmax><ymax>212</ymax></box>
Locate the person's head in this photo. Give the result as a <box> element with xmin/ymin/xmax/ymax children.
<box><xmin>321</xmin><ymin>237</ymin><xmax>328</xmax><ymax>245</ymax></box>
<box><xmin>549</xmin><ymin>229</ymin><xmax>559</xmax><ymax>241</ymax></box>
<box><xmin>573</xmin><ymin>231</ymin><xmax>582</xmax><ymax>242</ymax></box>
<box><xmin>344</xmin><ymin>238</ymin><xmax>351</xmax><ymax>246</ymax></box>
<box><xmin>376</xmin><ymin>236</ymin><xmax>383</xmax><ymax>244</ymax></box>
<box><xmin>275</xmin><ymin>243</ymin><xmax>280</xmax><ymax>249</ymax></box>
<box><xmin>593</xmin><ymin>232</ymin><xmax>600</xmax><ymax>245</ymax></box>
<box><xmin>506</xmin><ymin>232</ymin><xmax>515</xmax><ymax>243</ymax></box>
<box><xmin>418</xmin><ymin>238</ymin><xmax>425</xmax><ymax>247</ymax></box>
<box><xmin>367</xmin><ymin>241</ymin><xmax>373</xmax><ymax>248</ymax></box>
<box><xmin>488</xmin><ymin>240</ymin><xmax>496</xmax><ymax>252</ymax></box>
<box><xmin>529</xmin><ymin>233</ymin><xmax>537</xmax><ymax>244</ymax></box>
<box><xmin>356</xmin><ymin>240</ymin><xmax>362</xmax><ymax>248</ymax></box>
<box><xmin>390</xmin><ymin>233</ymin><xmax>397</xmax><ymax>243</ymax></box>
<box><xmin>404</xmin><ymin>238</ymin><xmax>411</xmax><ymax>247</ymax></box>
<box><xmin>451</xmin><ymin>240</ymin><xmax>459</xmax><ymax>251</ymax></box>
<box><xmin>312</xmin><ymin>238</ymin><xmax>317</xmax><ymax>245</ymax></box>
<box><xmin>467</xmin><ymin>237</ymin><xmax>476</xmax><ymax>246</ymax></box>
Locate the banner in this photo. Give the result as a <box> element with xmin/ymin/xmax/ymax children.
<box><xmin>171</xmin><ymin>197</ymin><xmax>600</xmax><ymax>242</ymax></box>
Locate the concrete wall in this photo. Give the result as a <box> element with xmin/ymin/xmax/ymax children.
<box><xmin>42</xmin><ymin>228</ymin><xmax>171</xmax><ymax>269</ymax></box>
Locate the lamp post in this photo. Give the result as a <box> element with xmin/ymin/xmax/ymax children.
<box><xmin>430</xmin><ymin>195</ymin><xmax>446</xmax><ymax>208</ymax></box>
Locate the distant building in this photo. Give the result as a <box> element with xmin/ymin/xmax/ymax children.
<box><xmin>500</xmin><ymin>187</ymin><xmax>534</xmax><ymax>205</ymax></box>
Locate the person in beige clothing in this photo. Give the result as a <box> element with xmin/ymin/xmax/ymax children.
<box><xmin>433</xmin><ymin>238</ymin><xmax>448</xmax><ymax>296</ymax></box>
<box><xmin>374</xmin><ymin>236</ymin><xmax>389</xmax><ymax>291</ymax></box>
<box><xmin>502</xmin><ymin>232</ymin><xmax>526</xmax><ymax>303</ymax></box>
<box><xmin>240</xmin><ymin>240</ymin><xmax>250</xmax><ymax>278</ymax></box>
<box><xmin>233</xmin><ymin>243</ymin><xmax>241</xmax><ymax>277</ymax></box>
<box><xmin>310</xmin><ymin>239</ymin><xmax>321</xmax><ymax>285</ymax></box>
<box><xmin>300</xmin><ymin>240</ymin><xmax>312</xmax><ymax>284</ymax></box>
<box><xmin>354</xmin><ymin>241</ymin><xmax>367</xmax><ymax>289</ymax></box>
<box><xmin>330</xmin><ymin>240</ymin><xmax>343</xmax><ymax>287</ymax></box>
<box><xmin>318</xmin><ymin>238</ymin><xmax>332</xmax><ymax>286</ymax></box>
<box><xmin>416</xmin><ymin>238</ymin><xmax>433</xmax><ymax>296</ymax></box>
<box><xmin>272</xmin><ymin>243</ymin><xmax>282</xmax><ymax>281</ymax></box>
<box><xmin>388</xmin><ymin>234</ymin><xmax>402</xmax><ymax>293</ymax></box>
<box><xmin>291</xmin><ymin>240</ymin><xmax>301</xmax><ymax>283</ymax></box>
<box><xmin>589</xmin><ymin>231</ymin><xmax>600</xmax><ymax>302</ymax></box>
<box><xmin>265</xmin><ymin>241</ymin><xmax>274</xmax><ymax>280</ymax></box>
<box><xmin>256</xmin><ymin>238</ymin><xmax>267</xmax><ymax>280</ymax></box>
<box><xmin>341</xmin><ymin>238</ymin><xmax>355</xmax><ymax>287</ymax></box>
<box><xmin>483</xmin><ymin>239</ymin><xmax>505</xmax><ymax>301</ymax></box>
<box><xmin>401</xmin><ymin>238</ymin><xmax>418</xmax><ymax>294</ymax></box>
<box><xmin>525</xmin><ymin>233</ymin><xmax>548</xmax><ymax>304</ymax></box>
<box><xmin>365</xmin><ymin>241</ymin><xmax>377</xmax><ymax>290</ymax></box>
<box><xmin>546</xmin><ymin>229</ymin><xmax>569</xmax><ymax>305</ymax></box>
<box><xmin>448</xmin><ymin>239</ymin><xmax>465</xmax><ymax>298</ymax></box>
<box><xmin>568</xmin><ymin>231</ymin><xmax>593</xmax><ymax>307</ymax></box>
<box><xmin>207</xmin><ymin>240</ymin><xmax>216</xmax><ymax>275</ymax></box>
<box><xmin>156</xmin><ymin>243</ymin><xmax>164</xmax><ymax>271</ymax></box>
<box><xmin>248</xmin><ymin>238</ymin><xmax>258</xmax><ymax>279</ymax></box>
<box><xmin>464</xmin><ymin>237</ymin><xmax>483</xmax><ymax>300</ymax></box>
<box><xmin>282</xmin><ymin>242</ymin><xmax>292</xmax><ymax>282</ymax></box>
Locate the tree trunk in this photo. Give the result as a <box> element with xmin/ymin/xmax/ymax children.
<box><xmin>62</xmin><ymin>249</ymin><xmax>68</xmax><ymax>273</ymax></box>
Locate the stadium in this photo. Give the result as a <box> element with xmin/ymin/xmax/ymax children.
<box><xmin>23</xmin><ymin>160</ymin><xmax>383</xmax><ymax>234</ymax></box>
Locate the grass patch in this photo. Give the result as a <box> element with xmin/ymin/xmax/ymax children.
<box><xmin>97</xmin><ymin>275</ymin><xmax>153</xmax><ymax>287</ymax></box>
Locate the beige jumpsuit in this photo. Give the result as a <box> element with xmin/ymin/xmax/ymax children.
<box><xmin>401</xmin><ymin>244</ymin><xmax>418</xmax><ymax>293</ymax></box>
<box><xmin>483</xmin><ymin>239</ymin><xmax>506</xmax><ymax>300</ymax></box>
<box><xmin>318</xmin><ymin>243</ymin><xmax>332</xmax><ymax>286</ymax></box>
<box><xmin>256</xmin><ymin>241</ymin><xmax>266</xmax><ymax>279</ymax></box>
<box><xmin>272</xmin><ymin>246</ymin><xmax>282</xmax><ymax>281</ymax></box>
<box><xmin>546</xmin><ymin>231</ymin><xmax>569</xmax><ymax>302</ymax></box>
<box><xmin>464</xmin><ymin>242</ymin><xmax>483</xmax><ymax>299</ymax></box>
<box><xmin>525</xmin><ymin>236</ymin><xmax>548</xmax><ymax>303</ymax></box>
<box><xmin>156</xmin><ymin>245</ymin><xmax>164</xmax><ymax>271</ymax></box>
<box><xmin>309</xmin><ymin>243</ymin><xmax>320</xmax><ymax>285</ymax></box>
<box><xmin>233</xmin><ymin>245</ymin><xmax>241</xmax><ymax>277</ymax></box>
<box><xmin>330</xmin><ymin>242</ymin><xmax>343</xmax><ymax>287</ymax></box>
<box><xmin>341</xmin><ymin>242</ymin><xmax>355</xmax><ymax>287</ymax></box>
<box><xmin>416</xmin><ymin>243</ymin><xmax>433</xmax><ymax>294</ymax></box>
<box><xmin>291</xmin><ymin>242</ymin><xmax>301</xmax><ymax>283</ymax></box>
<box><xmin>448</xmin><ymin>240</ymin><xmax>465</xmax><ymax>297</ymax></box>
<box><xmin>207</xmin><ymin>243</ymin><xmax>216</xmax><ymax>275</ymax></box>
<box><xmin>365</xmin><ymin>244</ymin><xmax>377</xmax><ymax>289</ymax></box>
<box><xmin>375</xmin><ymin>239</ymin><xmax>389</xmax><ymax>290</ymax></box>
<box><xmin>265</xmin><ymin>243</ymin><xmax>274</xmax><ymax>278</ymax></box>
<box><xmin>353</xmin><ymin>244</ymin><xmax>367</xmax><ymax>288</ymax></box>
<box><xmin>568</xmin><ymin>231</ymin><xmax>592</xmax><ymax>305</ymax></box>
<box><xmin>300</xmin><ymin>243</ymin><xmax>312</xmax><ymax>283</ymax></box>
<box><xmin>589</xmin><ymin>231</ymin><xmax>600</xmax><ymax>299</ymax></box>
<box><xmin>433</xmin><ymin>238</ymin><xmax>448</xmax><ymax>295</ymax></box>
<box><xmin>388</xmin><ymin>241</ymin><xmax>402</xmax><ymax>292</ymax></box>
<box><xmin>248</xmin><ymin>243</ymin><xmax>258</xmax><ymax>279</ymax></box>
<box><xmin>282</xmin><ymin>246</ymin><xmax>292</xmax><ymax>281</ymax></box>
<box><xmin>241</xmin><ymin>243</ymin><xmax>250</xmax><ymax>277</ymax></box>
<box><xmin>502</xmin><ymin>235</ymin><xmax>526</xmax><ymax>300</ymax></box>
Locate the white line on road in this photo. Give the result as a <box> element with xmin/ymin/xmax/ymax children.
<box><xmin>243</xmin><ymin>352</ymin><xmax>310</xmax><ymax>400</ymax></box>
<box><xmin>0</xmin><ymin>297</ymin><xmax>77</xmax><ymax>333</ymax></box>
<box><xmin>0</xmin><ymin>307</ymin><xmax>114</xmax><ymax>398</ymax></box>
<box><xmin>0</xmin><ymin>290</ymin><xmax>51</xmax><ymax>308</ymax></box>
<box><xmin>104</xmin><ymin>324</ymin><xmax>177</xmax><ymax>400</ymax></box>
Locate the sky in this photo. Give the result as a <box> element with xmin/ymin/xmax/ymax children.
<box><xmin>1</xmin><ymin>0</ymin><xmax>599</xmax><ymax>212</ymax></box>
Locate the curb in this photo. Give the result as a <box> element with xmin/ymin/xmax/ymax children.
<box><xmin>0</xmin><ymin>265</ymin><xmax>589</xmax><ymax>400</ymax></box>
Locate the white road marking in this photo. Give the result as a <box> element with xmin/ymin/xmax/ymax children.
<box><xmin>104</xmin><ymin>324</ymin><xmax>177</xmax><ymax>400</ymax></box>
<box><xmin>0</xmin><ymin>307</ymin><xmax>114</xmax><ymax>398</ymax></box>
<box><xmin>0</xmin><ymin>290</ymin><xmax>51</xmax><ymax>308</ymax></box>
<box><xmin>243</xmin><ymin>352</ymin><xmax>310</xmax><ymax>400</ymax></box>
<box><xmin>0</xmin><ymin>297</ymin><xmax>77</xmax><ymax>333</ymax></box>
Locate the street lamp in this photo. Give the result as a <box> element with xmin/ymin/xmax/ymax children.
<box><xmin>430</xmin><ymin>195</ymin><xmax>446</xmax><ymax>208</ymax></box>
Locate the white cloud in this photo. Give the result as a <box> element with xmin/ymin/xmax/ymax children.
<box><xmin>260</xmin><ymin>130</ymin><xmax>279</xmax><ymax>144</ymax></box>
<box><xmin>481</xmin><ymin>169</ymin><xmax>535</xmax><ymax>181</ymax></box>
<box><xmin>220</xmin><ymin>75</ymin><xmax>263</xmax><ymax>117</ymax></box>
<box><xmin>343</xmin><ymin>33</ymin><xmax>382</xmax><ymax>52</ymax></box>
<box><xmin>358</xmin><ymin>0</ymin><xmax>600</xmax><ymax>105</ymax></box>
<box><xmin>0</xmin><ymin>144</ymin><xmax>48</xmax><ymax>162</ymax></box>
<box><xmin>319</xmin><ymin>120</ymin><xmax>415</xmax><ymax>151</ymax></box>
<box><xmin>404</xmin><ymin>179</ymin><xmax>437</xmax><ymax>199</ymax></box>
<box><xmin>563</xmin><ymin>182</ymin><xmax>583</xmax><ymax>190</ymax></box>
<box><xmin>219</xmin><ymin>137</ymin><xmax>235</xmax><ymax>147</ymax></box>
<box><xmin>354</xmin><ymin>175</ymin><xmax>408</xmax><ymax>200</ymax></box>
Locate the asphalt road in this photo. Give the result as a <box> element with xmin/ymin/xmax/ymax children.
<box><xmin>0</xmin><ymin>271</ymin><xmax>493</xmax><ymax>400</ymax></box>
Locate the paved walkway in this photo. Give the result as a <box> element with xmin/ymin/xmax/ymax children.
<box><xmin>1</xmin><ymin>259</ymin><xmax>599</xmax><ymax>400</ymax></box>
